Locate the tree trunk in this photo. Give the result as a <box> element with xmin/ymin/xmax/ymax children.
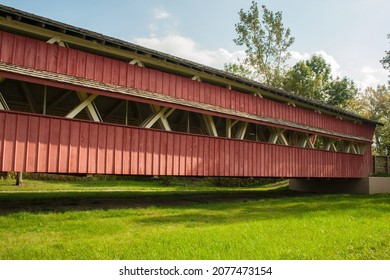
<box><xmin>15</xmin><ymin>172</ymin><xmax>23</xmax><ymax>186</ymax></box>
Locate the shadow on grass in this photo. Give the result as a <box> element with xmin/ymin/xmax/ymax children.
<box><xmin>0</xmin><ymin>186</ymin><xmax>296</xmax><ymax>214</ymax></box>
<box><xmin>1</xmin><ymin>185</ymin><xmax>390</xmax><ymax>224</ymax></box>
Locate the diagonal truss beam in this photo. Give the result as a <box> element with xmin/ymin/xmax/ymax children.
<box><xmin>151</xmin><ymin>104</ymin><xmax>174</xmax><ymax>131</ymax></box>
<box><xmin>76</xmin><ymin>92</ymin><xmax>102</xmax><ymax>122</ymax></box>
<box><xmin>0</xmin><ymin>91</ymin><xmax>10</xmax><ymax>110</ymax></box>
<box><xmin>65</xmin><ymin>93</ymin><xmax>99</xmax><ymax>119</ymax></box>
<box><xmin>325</xmin><ymin>139</ymin><xmax>337</xmax><ymax>152</ymax></box>
<box><xmin>226</xmin><ymin>119</ymin><xmax>239</xmax><ymax>138</ymax></box>
<box><xmin>235</xmin><ymin>122</ymin><xmax>248</xmax><ymax>140</ymax></box>
<box><xmin>299</xmin><ymin>133</ymin><xmax>315</xmax><ymax>148</ymax></box>
<box><xmin>140</xmin><ymin>105</ymin><xmax>174</xmax><ymax>130</ymax></box>
<box><xmin>269</xmin><ymin>127</ymin><xmax>289</xmax><ymax>145</ymax></box>
<box><xmin>202</xmin><ymin>114</ymin><xmax>218</xmax><ymax>137</ymax></box>
<box><xmin>20</xmin><ymin>81</ymin><xmax>39</xmax><ymax>113</ymax></box>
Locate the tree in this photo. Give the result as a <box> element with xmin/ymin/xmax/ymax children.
<box><xmin>225</xmin><ymin>1</ymin><xmax>295</xmax><ymax>88</ymax></box>
<box><xmin>380</xmin><ymin>34</ymin><xmax>390</xmax><ymax>85</ymax></box>
<box><xmin>325</xmin><ymin>76</ymin><xmax>358</xmax><ymax>109</ymax></box>
<box><xmin>283</xmin><ymin>55</ymin><xmax>331</xmax><ymax>101</ymax></box>
<box><xmin>283</xmin><ymin>54</ymin><xmax>357</xmax><ymax>108</ymax></box>
<box><xmin>348</xmin><ymin>85</ymin><xmax>390</xmax><ymax>155</ymax></box>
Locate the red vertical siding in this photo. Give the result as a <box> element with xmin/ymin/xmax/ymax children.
<box><xmin>0</xmin><ymin>108</ymin><xmax>370</xmax><ymax>177</ymax></box>
<box><xmin>0</xmin><ymin>31</ymin><xmax>376</xmax><ymax>141</ymax></box>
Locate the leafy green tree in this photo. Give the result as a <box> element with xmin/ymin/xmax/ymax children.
<box><xmin>225</xmin><ymin>1</ymin><xmax>295</xmax><ymax>88</ymax></box>
<box><xmin>283</xmin><ymin>55</ymin><xmax>331</xmax><ymax>101</ymax></box>
<box><xmin>283</xmin><ymin>54</ymin><xmax>357</xmax><ymax>108</ymax></box>
<box><xmin>326</xmin><ymin>76</ymin><xmax>358</xmax><ymax>108</ymax></box>
<box><xmin>380</xmin><ymin>34</ymin><xmax>390</xmax><ymax>85</ymax></box>
<box><xmin>347</xmin><ymin>85</ymin><xmax>390</xmax><ymax>155</ymax></box>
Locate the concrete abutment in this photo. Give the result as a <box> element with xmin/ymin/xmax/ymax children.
<box><xmin>289</xmin><ymin>177</ymin><xmax>390</xmax><ymax>194</ymax></box>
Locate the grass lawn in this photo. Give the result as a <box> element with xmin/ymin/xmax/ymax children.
<box><xmin>0</xmin><ymin>178</ymin><xmax>389</xmax><ymax>260</ymax></box>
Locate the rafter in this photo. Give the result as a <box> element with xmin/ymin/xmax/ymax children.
<box><xmin>191</xmin><ymin>75</ymin><xmax>202</xmax><ymax>82</ymax></box>
<box><xmin>129</xmin><ymin>59</ymin><xmax>144</xmax><ymax>67</ymax></box>
<box><xmin>46</xmin><ymin>37</ymin><xmax>66</xmax><ymax>47</ymax></box>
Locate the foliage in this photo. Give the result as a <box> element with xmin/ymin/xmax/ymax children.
<box><xmin>225</xmin><ymin>1</ymin><xmax>294</xmax><ymax>88</ymax></box>
<box><xmin>283</xmin><ymin>55</ymin><xmax>331</xmax><ymax>101</ymax></box>
<box><xmin>325</xmin><ymin>76</ymin><xmax>359</xmax><ymax>108</ymax></box>
<box><xmin>347</xmin><ymin>85</ymin><xmax>390</xmax><ymax>155</ymax></box>
<box><xmin>283</xmin><ymin>55</ymin><xmax>358</xmax><ymax>108</ymax></box>
<box><xmin>1</xmin><ymin>179</ymin><xmax>390</xmax><ymax>260</ymax></box>
<box><xmin>380</xmin><ymin>34</ymin><xmax>390</xmax><ymax>85</ymax></box>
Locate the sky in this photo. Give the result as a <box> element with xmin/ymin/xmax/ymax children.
<box><xmin>1</xmin><ymin>0</ymin><xmax>389</xmax><ymax>89</ymax></box>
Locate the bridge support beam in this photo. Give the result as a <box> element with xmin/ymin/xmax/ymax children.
<box><xmin>289</xmin><ymin>177</ymin><xmax>390</xmax><ymax>194</ymax></box>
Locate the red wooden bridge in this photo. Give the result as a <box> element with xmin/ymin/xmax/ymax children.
<box><xmin>0</xmin><ymin>5</ymin><xmax>379</xmax><ymax>179</ymax></box>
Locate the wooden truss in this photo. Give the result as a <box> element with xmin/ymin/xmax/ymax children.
<box><xmin>0</xmin><ymin>75</ymin><xmax>369</xmax><ymax>155</ymax></box>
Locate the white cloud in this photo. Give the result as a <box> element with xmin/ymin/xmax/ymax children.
<box><xmin>153</xmin><ymin>8</ymin><xmax>171</xmax><ymax>20</ymax></box>
<box><xmin>359</xmin><ymin>66</ymin><xmax>388</xmax><ymax>88</ymax></box>
<box><xmin>133</xmin><ymin>34</ymin><xmax>389</xmax><ymax>88</ymax></box>
<box><xmin>134</xmin><ymin>34</ymin><xmax>245</xmax><ymax>69</ymax></box>
<box><xmin>289</xmin><ymin>50</ymin><xmax>389</xmax><ymax>89</ymax></box>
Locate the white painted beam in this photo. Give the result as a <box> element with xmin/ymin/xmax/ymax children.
<box><xmin>325</xmin><ymin>139</ymin><xmax>337</xmax><ymax>152</ymax></box>
<box><xmin>47</xmin><ymin>37</ymin><xmax>66</xmax><ymax>47</ymax></box>
<box><xmin>0</xmin><ymin>91</ymin><xmax>10</xmax><ymax>110</ymax></box>
<box><xmin>129</xmin><ymin>59</ymin><xmax>144</xmax><ymax>67</ymax></box>
<box><xmin>141</xmin><ymin>106</ymin><xmax>174</xmax><ymax>130</ymax></box>
<box><xmin>226</xmin><ymin>119</ymin><xmax>232</xmax><ymax>138</ymax></box>
<box><xmin>65</xmin><ymin>94</ymin><xmax>98</xmax><ymax>119</ymax></box>
<box><xmin>150</xmin><ymin>105</ymin><xmax>174</xmax><ymax>131</ymax></box>
<box><xmin>269</xmin><ymin>127</ymin><xmax>289</xmax><ymax>145</ymax></box>
<box><xmin>202</xmin><ymin>114</ymin><xmax>218</xmax><ymax>137</ymax></box>
<box><xmin>192</xmin><ymin>75</ymin><xmax>202</xmax><ymax>82</ymax></box>
<box><xmin>299</xmin><ymin>134</ymin><xmax>315</xmax><ymax>148</ymax></box>
<box><xmin>226</xmin><ymin>119</ymin><xmax>239</xmax><ymax>138</ymax></box>
<box><xmin>235</xmin><ymin>122</ymin><xmax>248</xmax><ymax>140</ymax></box>
<box><xmin>77</xmin><ymin>92</ymin><xmax>102</xmax><ymax>122</ymax></box>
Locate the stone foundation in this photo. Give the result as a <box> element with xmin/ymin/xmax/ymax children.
<box><xmin>289</xmin><ymin>177</ymin><xmax>390</xmax><ymax>194</ymax></box>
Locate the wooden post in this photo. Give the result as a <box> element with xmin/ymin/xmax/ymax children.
<box><xmin>15</xmin><ymin>172</ymin><xmax>23</xmax><ymax>186</ymax></box>
<box><xmin>43</xmin><ymin>85</ymin><xmax>47</xmax><ymax>115</ymax></box>
<box><xmin>387</xmin><ymin>156</ymin><xmax>389</xmax><ymax>175</ymax></box>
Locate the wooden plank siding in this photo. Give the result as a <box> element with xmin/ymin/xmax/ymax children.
<box><xmin>0</xmin><ymin>31</ymin><xmax>374</xmax><ymax>140</ymax></box>
<box><xmin>0</xmin><ymin>110</ymin><xmax>371</xmax><ymax>178</ymax></box>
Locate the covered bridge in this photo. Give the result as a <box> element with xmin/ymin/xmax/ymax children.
<box><xmin>0</xmin><ymin>5</ymin><xmax>381</xmax><ymax>188</ymax></box>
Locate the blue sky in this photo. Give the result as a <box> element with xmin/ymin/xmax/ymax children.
<box><xmin>1</xmin><ymin>0</ymin><xmax>389</xmax><ymax>88</ymax></box>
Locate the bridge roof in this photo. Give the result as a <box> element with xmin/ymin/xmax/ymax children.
<box><xmin>0</xmin><ymin>4</ymin><xmax>381</xmax><ymax>126</ymax></box>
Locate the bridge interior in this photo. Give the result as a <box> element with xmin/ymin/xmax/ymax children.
<box><xmin>0</xmin><ymin>76</ymin><xmax>367</xmax><ymax>156</ymax></box>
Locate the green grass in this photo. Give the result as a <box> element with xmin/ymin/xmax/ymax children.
<box><xmin>0</xmin><ymin>179</ymin><xmax>389</xmax><ymax>260</ymax></box>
